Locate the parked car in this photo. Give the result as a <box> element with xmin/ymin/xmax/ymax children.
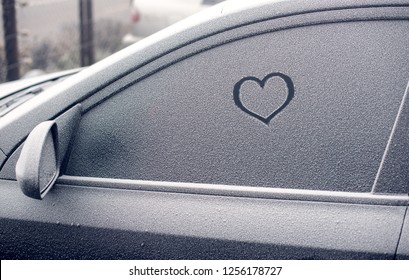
<box><xmin>0</xmin><ymin>0</ymin><xmax>409</xmax><ymax>259</ymax></box>
<box><xmin>122</xmin><ymin>0</ymin><xmax>226</xmax><ymax>45</ymax></box>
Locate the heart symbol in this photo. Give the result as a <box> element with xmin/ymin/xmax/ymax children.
<box><xmin>233</xmin><ymin>72</ymin><xmax>294</xmax><ymax>124</ymax></box>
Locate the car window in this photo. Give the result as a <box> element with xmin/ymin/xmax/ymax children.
<box><xmin>65</xmin><ymin>20</ymin><xmax>409</xmax><ymax>192</ymax></box>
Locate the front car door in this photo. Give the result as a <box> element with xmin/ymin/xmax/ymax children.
<box><xmin>0</xmin><ymin>0</ymin><xmax>408</xmax><ymax>259</ymax></box>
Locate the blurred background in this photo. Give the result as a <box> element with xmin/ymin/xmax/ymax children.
<box><xmin>0</xmin><ymin>0</ymin><xmax>132</xmax><ymax>83</ymax></box>
<box><xmin>0</xmin><ymin>0</ymin><xmax>224</xmax><ymax>84</ymax></box>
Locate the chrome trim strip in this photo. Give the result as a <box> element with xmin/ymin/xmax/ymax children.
<box><xmin>57</xmin><ymin>175</ymin><xmax>409</xmax><ymax>206</ymax></box>
<box><xmin>372</xmin><ymin>80</ymin><xmax>409</xmax><ymax>193</ymax></box>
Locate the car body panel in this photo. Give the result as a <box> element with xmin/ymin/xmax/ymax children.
<box><xmin>0</xmin><ymin>148</ymin><xmax>6</xmax><ymax>168</ymax></box>
<box><xmin>397</xmin><ymin>209</ymin><xmax>409</xmax><ymax>259</ymax></box>
<box><xmin>0</xmin><ymin>179</ymin><xmax>407</xmax><ymax>259</ymax></box>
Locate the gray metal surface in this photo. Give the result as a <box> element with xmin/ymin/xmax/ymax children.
<box><xmin>0</xmin><ymin>148</ymin><xmax>6</xmax><ymax>169</ymax></box>
<box><xmin>397</xmin><ymin>208</ymin><xmax>409</xmax><ymax>259</ymax></box>
<box><xmin>0</xmin><ymin>179</ymin><xmax>405</xmax><ymax>259</ymax></box>
<box><xmin>58</xmin><ymin>175</ymin><xmax>409</xmax><ymax>206</ymax></box>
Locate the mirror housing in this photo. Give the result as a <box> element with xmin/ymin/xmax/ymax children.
<box><xmin>16</xmin><ymin>121</ymin><xmax>59</xmax><ymax>200</ymax></box>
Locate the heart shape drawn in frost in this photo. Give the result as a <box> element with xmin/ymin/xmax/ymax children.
<box><xmin>233</xmin><ymin>72</ymin><xmax>295</xmax><ymax>125</ymax></box>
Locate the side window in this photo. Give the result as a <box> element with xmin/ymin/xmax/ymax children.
<box><xmin>66</xmin><ymin>21</ymin><xmax>409</xmax><ymax>192</ymax></box>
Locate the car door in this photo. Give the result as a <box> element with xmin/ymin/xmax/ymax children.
<box><xmin>0</xmin><ymin>0</ymin><xmax>408</xmax><ymax>259</ymax></box>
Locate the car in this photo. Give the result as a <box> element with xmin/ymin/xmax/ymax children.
<box><xmin>0</xmin><ymin>0</ymin><xmax>409</xmax><ymax>259</ymax></box>
<box><xmin>122</xmin><ymin>0</ymin><xmax>226</xmax><ymax>45</ymax></box>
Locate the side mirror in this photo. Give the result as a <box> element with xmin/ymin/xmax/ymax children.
<box><xmin>16</xmin><ymin>121</ymin><xmax>59</xmax><ymax>200</ymax></box>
